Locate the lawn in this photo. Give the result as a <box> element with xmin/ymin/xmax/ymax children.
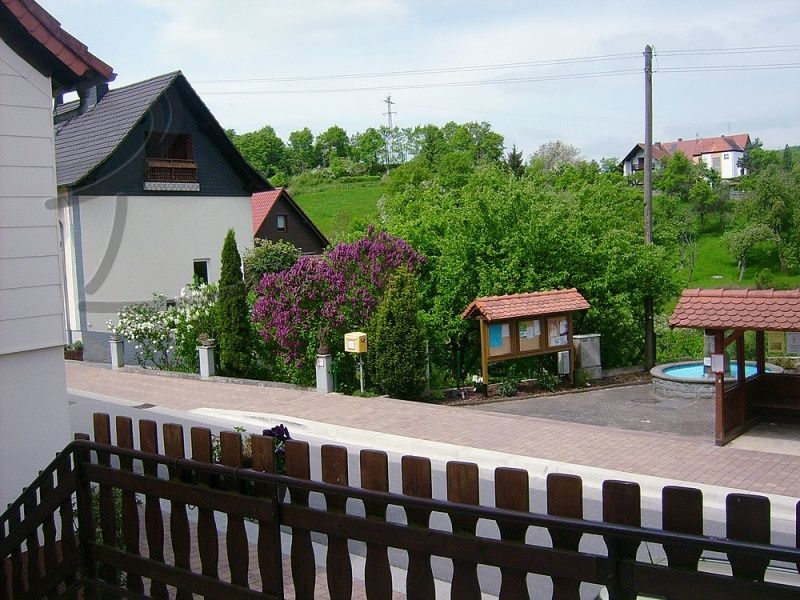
<box><xmin>680</xmin><ymin>233</ymin><xmax>800</xmax><ymax>290</ymax></box>
<box><xmin>293</xmin><ymin>180</ymin><xmax>383</xmax><ymax>242</ymax></box>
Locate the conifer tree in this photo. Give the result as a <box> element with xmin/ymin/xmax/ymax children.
<box><xmin>218</xmin><ymin>229</ymin><xmax>252</xmax><ymax>377</ymax></box>
<box><xmin>368</xmin><ymin>268</ymin><xmax>427</xmax><ymax>399</ymax></box>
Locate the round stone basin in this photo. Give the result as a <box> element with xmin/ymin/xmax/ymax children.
<box><xmin>650</xmin><ymin>360</ymin><xmax>783</xmax><ymax>400</ymax></box>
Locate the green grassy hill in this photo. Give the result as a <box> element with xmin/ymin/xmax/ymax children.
<box><xmin>293</xmin><ymin>179</ymin><xmax>383</xmax><ymax>243</ymax></box>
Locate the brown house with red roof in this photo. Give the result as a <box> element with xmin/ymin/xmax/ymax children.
<box><xmin>622</xmin><ymin>133</ymin><xmax>751</xmax><ymax>179</ymax></box>
<box><xmin>251</xmin><ymin>188</ymin><xmax>328</xmax><ymax>254</ymax></box>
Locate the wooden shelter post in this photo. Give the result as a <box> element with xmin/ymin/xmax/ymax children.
<box><xmin>735</xmin><ymin>333</ymin><xmax>746</xmax><ymax>384</ymax></box>
<box><xmin>756</xmin><ymin>331</ymin><xmax>765</xmax><ymax>375</ymax></box>
<box><xmin>479</xmin><ymin>319</ymin><xmax>489</xmax><ymax>388</ymax></box>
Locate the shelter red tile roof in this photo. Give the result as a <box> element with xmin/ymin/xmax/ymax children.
<box><xmin>462</xmin><ymin>288</ymin><xmax>590</xmax><ymax>322</ymax></box>
<box><xmin>1</xmin><ymin>0</ymin><xmax>114</xmax><ymax>82</ymax></box>
<box><xmin>251</xmin><ymin>188</ymin><xmax>282</xmax><ymax>235</ymax></box>
<box><xmin>670</xmin><ymin>288</ymin><xmax>800</xmax><ymax>332</ymax></box>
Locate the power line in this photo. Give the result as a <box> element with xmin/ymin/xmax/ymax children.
<box><xmin>194</xmin><ymin>51</ymin><xmax>641</xmax><ymax>84</ymax></box>
<box><xmin>197</xmin><ymin>68</ymin><xmax>641</xmax><ymax>96</ymax></box>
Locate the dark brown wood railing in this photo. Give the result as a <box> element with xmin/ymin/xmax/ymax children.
<box><xmin>2</xmin><ymin>412</ymin><xmax>800</xmax><ymax>599</ymax></box>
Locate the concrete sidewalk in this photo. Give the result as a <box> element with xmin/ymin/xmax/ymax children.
<box><xmin>66</xmin><ymin>361</ymin><xmax>800</xmax><ymax>499</ymax></box>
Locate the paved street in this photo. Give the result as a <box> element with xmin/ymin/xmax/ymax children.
<box><xmin>471</xmin><ymin>383</ymin><xmax>716</xmax><ymax>437</ymax></box>
<box><xmin>66</xmin><ymin>361</ymin><xmax>800</xmax><ymax>499</ymax></box>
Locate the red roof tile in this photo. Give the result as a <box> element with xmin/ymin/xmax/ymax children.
<box><xmin>661</xmin><ymin>134</ymin><xmax>750</xmax><ymax>157</ymax></box>
<box><xmin>251</xmin><ymin>188</ymin><xmax>282</xmax><ymax>235</ymax></box>
<box><xmin>462</xmin><ymin>288</ymin><xmax>590</xmax><ymax>322</ymax></box>
<box><xmin>2</xmin><ymin>0</ymin><xmax>114</xmax><ymax>83</ymax></box>
<box><xmin>669</xmin><ymin>288</ymin><xmax>800</xmax><ymax>332</ymax></box>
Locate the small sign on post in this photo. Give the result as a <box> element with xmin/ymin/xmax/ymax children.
<box><xmin>344</xmin><ymin>332</ymin><xmax>367</xmax><ymax>393</ymax></box>
<box><xmin>710</xmin><ymin>353</ymin><xmax>725</xmax><ymax>374</ymax></box>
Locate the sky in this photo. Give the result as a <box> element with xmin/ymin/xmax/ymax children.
<box><xmin>40</xmin><ymin>0</ymin><xmax>800</xmax><ymax>161</ymax></box>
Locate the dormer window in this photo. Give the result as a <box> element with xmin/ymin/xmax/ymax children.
<box><xmin>144</xmin><ymin>132</ymin><xmax>200</xmax><ymax>191</ymax></box>
<box><xmin>276</xmin><ymin>214</ymin><xmax>287</xmax><ymax>232</ymax></box>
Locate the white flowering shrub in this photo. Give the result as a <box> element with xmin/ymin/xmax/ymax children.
<box><xmin>107</xmin><ymin>281</ymin><xmax>218</xmax><ymax>371</ymax></box>
<box><xmin>107</xmin><ymin>294</ymin><xmax>176</xmax><ymax>369</ymax></box>
<box><xmin>174</xmin><ymin>281</ymin><xmax>218</xmax><ymax>371</ymax></box>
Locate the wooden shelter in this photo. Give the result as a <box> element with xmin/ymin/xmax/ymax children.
<box><xmin>462</xmin><ymin>288</ymin><xmax>590</xmax><ymax>386</ymax></box>
<box><xmin>670</xmin><ymin>288</ymin><xmax>800</xmax><ymax>445</ymax></box>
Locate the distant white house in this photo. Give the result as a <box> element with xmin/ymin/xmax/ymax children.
<box><xmin>0</xmin><ymin>0</ymin><xmax>113</xmax><ymax>507</ymax></box>
<box><xmin>54</xmin><ymin>72</ymin><xmax>271</xmax><ymax>362</ymax></box>
<box><xmin>621</xmin><ymin>133</ymin><xmax>751</xmax><ymax>179</ymax></box>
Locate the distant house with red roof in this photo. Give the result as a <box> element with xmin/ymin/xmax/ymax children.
<box><xmin>622</xmin><ymin>133</ymin><xmax>751</xmax><ymax>179</ymax></box>
<box><xmin>251</xmin><ymin>188</ymin><xmax>328</xmax><ymax>254</ymax></box>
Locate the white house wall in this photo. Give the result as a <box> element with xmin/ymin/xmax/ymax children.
<box><xmin>69</xmin><ymin>194</ymin><xmax>252</xmax><ymax>359</ymax></box>
<box><xmin>0</xmin><ymin>35</ymin><xmax>70</xmax><ymax>505</ymax></box>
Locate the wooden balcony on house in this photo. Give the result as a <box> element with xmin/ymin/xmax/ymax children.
<box><xmin>145</xmin><ymin>157</ymin><xmax>198</xmax><ymax>183</ymax></box>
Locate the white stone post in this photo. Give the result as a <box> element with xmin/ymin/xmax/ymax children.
<box><xmin>198</xmin><ymin>344</ymin><xmax>216</xmax><ymax>379</ymax></box>
<box><xmin>110</xmin><ymin>337</ymin><xmax>124</xmax><ymax>370</ymax></box>
<box><xmin>315</xmin><ymin>348</ymin><xmax>334</xmax><ymax>394</ymax></box>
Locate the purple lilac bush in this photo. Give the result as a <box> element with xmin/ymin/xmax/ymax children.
<box><xmin>252</xmin><ymin>228</ymin><xmax>423</xmax><ymax>379</ymax></box>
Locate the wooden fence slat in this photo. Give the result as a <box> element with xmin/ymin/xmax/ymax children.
<box><xmin>495</xmin><ymin>467</ymin><xmax>530</xmax><ymax>600</ymax></box>
<box><xmin>37</xmin><ymin>471</ymin><xmax>59</xmax><ymax>600</ymax></box>
<box><xmin>360</xmin><ymin>450</ymin><xmax>392</xmax><ymax>600</ymax></box>
<box><xmin>401</xmin><ymin>455</ymin><xmax>435</xmax><ymax>600</ymax></box>
<box><xmin>602</xmin><ymin>480</ymin><xmax>641</xmax><ymax>600</ymax></box>
<box><xmin>163</xmin><ymin>423</ymin><xmax>192</xmax><ymax>600</ymax></box>
<box><xmin>8</xmin><ymin>506</ymin><xmax>24</xmax><ymax>597</ymax></box>
<box><xmin>251</xmin><ymin>435</ymin><xmax>282</xmax><ymax>598</ymax></box>
<box><xmin>446</xmin><ymin>461</ymin><xmax>481</xmax><ymax>600</ymax></box>
<box><xmin>23</xmin><ymin>493</ymin><xmax>42</xmax><ymax>592</ymax></box>
<box><xmin>139</xmin><ymin>419</ymin><xmax>168</xmax><ymax>600</ymax></box>
<box><xmin>0</xmin><ymin>520</ymin><xmax>7</xmax><ymax>600</ymax></box>
<box><xmin>286</xmin><ymin>440</ymin><xmax>316</xmax><ymax>600</ymax></box>
<box><xmin>92</xmin><ymin>413</ymin><xmax>119</xmax><ymax>587</ymax></box>
<box><xmin>662</xmin><ymin>486</ymin><xmax>703</xmax><ymax>574</ymax></box>
<box><xmin>547</xmin><ymin>473</ymin><xmax>583</xmax><ymax>600</ymax></box>
<box><xmin>400</xmin><ymin>456</ymin><xmax>436</xmax><ymax>600</ymax></box>
<box><xmin>219</xmin><ymin>431</ymin><xmax>249</xmax><ymax>589</ymax></box>
<box><xmin>321</xmin><ymin>445</ymin><xmax>353</xmax><ymax>600</ymax></box>
<box><xmin>190</xmin><ymin>427</ymin><xmax>220</xmax><ymax>588</ymax></box>
<box><xmin>115</xmin><ymin>416</ymin><xmax>144</xmax><ymax>594</ymax></box>
<box><xmin>726</xmin><ymin>493</ymin><xmax>770</xmax><ymax>582</ymax></box>
<box><xmin>56</xmin><ymin>456</ymin><xmax>78</xmax><ymax>597</ymax></box>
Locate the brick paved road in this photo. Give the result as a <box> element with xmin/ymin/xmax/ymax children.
<box><xmin>66</xmin><ymin>362</ymin><xmax>800</xmax><ymax>498</ymax></box>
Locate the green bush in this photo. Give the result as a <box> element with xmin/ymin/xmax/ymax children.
<box><xmin>243</xmin><ymin>239</ymin><xmax>301</xmax><ymax>291</ymax></box>
<box><xmin>536</xmin><ymin>368</ymin><xmax>559</xmax><ymax>392</ymax></box>
<box><xmin>498</xmin><ymin>368</ymin><xmax>521</xmax><ymax>397</ymax></box>
<box><xmin>655</xmin><ymin>313</ymin><xmax>704</xmax><ymax>363</ymax></box>
<box><xmin>367</xmin><ymin>269</ymin><xmax>427</xmax><ymax>400</ymax></box>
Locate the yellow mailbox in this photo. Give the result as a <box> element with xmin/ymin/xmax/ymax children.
<box><xmin>344</xmin><ymin>332</ymin><xmax>367</xmax><ymax>353</ymax></box>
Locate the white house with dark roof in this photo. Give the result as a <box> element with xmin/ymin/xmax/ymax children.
<box><xmin>55</xmin><ymin>71</ymin><xmax>271</xmax><ymax>361</ymax></box>
<box><xmin>621</xmin><ymin>133</ymin><xmax>751</xmax><ymax>179</ymax></box>
<box><xmin>0</xmin><ymin>0</ymin><xmax>112</xmax><ymax>506</ymax></box>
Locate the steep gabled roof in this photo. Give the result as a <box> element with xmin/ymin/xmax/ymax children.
<box><xmin>54</xmin><ymin>71</ymin><xmax>269</xmax><ymax>191</ymax></box>
<box><xmin>252</xmin><ymin>188</ymin><xmax>328</xmax><ymax>248</ymax></box>
<box><xmin>55</xmin><ymin>72</ymin><xmax>178</xmax><ymax>186</ymax></box>
<box><xmin>0</xmin><ymin>0</ymin><xmax>114</xmax><ymax>89</ymax></box>
<box><xmin>462</xmin><ymin>288</ymin><xmax>590</xmax><ymax>322</ymax></box>
<box><xmin>670</xmin><ymin>288</ymin><xmax>800</xmax><ymax>332</ymax></box>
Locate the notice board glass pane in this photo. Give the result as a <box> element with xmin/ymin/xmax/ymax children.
<box><xmin>548</xmin><ymin>316</ymin><xmax>569</xmax><ymax>347</ymax></box>
<box><xmin>518</xmin><ymin>319</ymin><xmax>541</xmax><ymax>352</ymax></box>
<box><xmin>488</xmin><ymin>322</ymin><xmax>512</xmax><ymax>356</ymax></box>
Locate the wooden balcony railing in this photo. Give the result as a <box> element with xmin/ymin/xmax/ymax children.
<box><xmin>2</xmin><ymin>412</ymin><xmax>800</xmax><ymax>599</ymax></box>
<box><xmin>145</xmin><ymin>158</ymin><xmax>198</xmax><ymax>183</ymax></box>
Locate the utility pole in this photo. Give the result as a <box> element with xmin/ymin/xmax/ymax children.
<box><xmin>382</xmin><ymin>95</ymin><xmax>396</xmax><ymax>167</ymax></box>
<box><xmin>643</xmin><ymin>44</ymin><xmax>656</xmax><ymax>369</ymax></box>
